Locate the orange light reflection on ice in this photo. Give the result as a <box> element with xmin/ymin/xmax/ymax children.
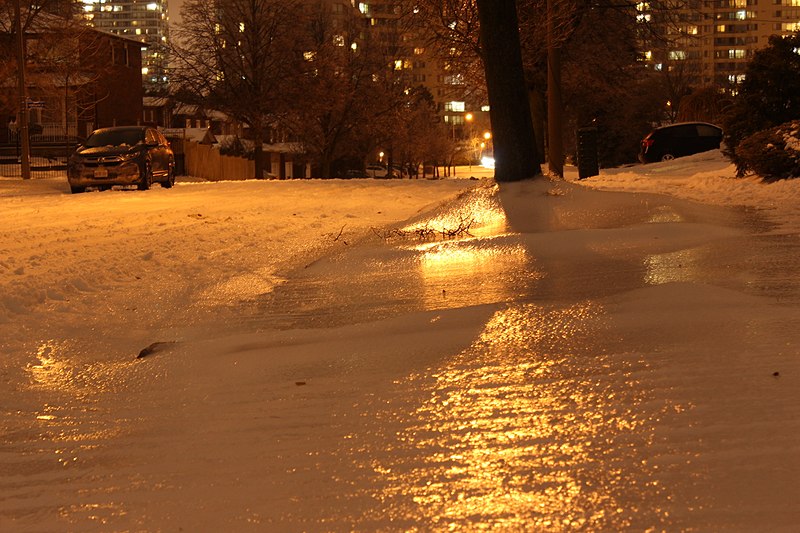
<box><xmin>368</xmin><ymin>303</ymin><xmax>671</xmax><ymax>530</ymax></box>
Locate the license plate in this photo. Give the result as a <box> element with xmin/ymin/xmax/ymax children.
<box><xmin>94</xmin><ymin>168</ymin><xmax>108</xmax><ymax>178</ymax></box>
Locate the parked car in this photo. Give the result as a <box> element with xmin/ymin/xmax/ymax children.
<box><xmin>365</xmin><ymin>164</ymin><xmax>390</xmax><ymax>178</ymax></box>
<box><xmin>639</xmin><ymin>122</ymin><xmax>723</xmax><ymax>163</ymax></box>
<box><xmin>389</xmin><ymin>164</ymin><xmax>408</xmax><ymax>178</ymax></box>
<box><xmin>342</xmin><ymin>169</ymin><xmax>370</xmax><ymax>179</ymax></box>
<box><xmin>67</xmin><ymin>125</ymin><xmax>175</xmax><ymax>193</ymax></box>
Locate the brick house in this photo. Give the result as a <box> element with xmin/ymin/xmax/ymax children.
<box><xmin>1</xmin><ymin>14</ymin><xmax>143</xmax><ymax>145</ymax></box>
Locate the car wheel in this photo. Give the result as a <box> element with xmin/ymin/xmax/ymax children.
<box><xmin>660</xmin><ymin>153</ymin><xmax>675</xmax><ymax>161</ymax></box>
<box><xmin>138</xmin><ymin>161</ymin><xmax>152</xmax><ymax>191</ymax></box>
<box><xmin>70</xmin><ymin>185</ymin><xmax>85</xmax><ymax>194</ymax></box>
<box><xmin>162</xmin><ymin>163</ymin><xmax>175</xmax><ymax>188</ymax></box>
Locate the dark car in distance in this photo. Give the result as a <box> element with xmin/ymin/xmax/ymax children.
<box><xmin>67</xmin><ymin>126</ymin><xmax>175</xmax><ymax>193</ymax></box>
<box><xmin>639</xmin><ymin>122</ymin><xmax>723</xmax><ymax>163</ymax></box>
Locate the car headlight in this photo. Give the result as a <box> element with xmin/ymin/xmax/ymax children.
<box><xmin>117</xmin><ymin>152</ymin><xmax>139</xmax><ymax>162</ymax></box>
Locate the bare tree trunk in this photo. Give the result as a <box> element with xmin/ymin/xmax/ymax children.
<box><xmin>252</xmin><ymin>128</ymin><xmax>264</xmax><ymax>179</ymax></box>
<box><xmin>476</xmin><ymin>0</ymin><xmax>541</xmax><ymax>181</ymax></box>
<box><xmin>547</xmin><ymin>0</ymin><xmax>564</xmax><ymax>178</ymax></box>
<box><xmin>529</xmin><ymin>89</ymin><xmax>546</xmax><ymax>163</ymax></box>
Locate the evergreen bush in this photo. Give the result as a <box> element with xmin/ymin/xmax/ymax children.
<box><xmin>722</xmin><ymin>32</ymin><xmax>800</xmax><ymax>172</ymax></box>
<box><xmin>735</xmin><ymin>120</ymin><xmax>800</xmax><ymax>181</ymax></box>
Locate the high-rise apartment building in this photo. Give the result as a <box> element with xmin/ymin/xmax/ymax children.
<box><xmin>355</xmin><ymin>1</ymin><xmax>486</xmax><ymax>137</ymax></box>
<box><xmin>80</xmin><ymin>0</ymin><xmax>170</xmax><ymax>94</ymax></box>
<box><xmin>640</xmin><ymin>0</ymin><xmax>800</xmax><ymax>89</ymax></box>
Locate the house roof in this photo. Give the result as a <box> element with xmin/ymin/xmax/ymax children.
<box><xmin>1</xmin><ymin>9</ymin><xmax>146</xmax><ymax>47</ymax></box>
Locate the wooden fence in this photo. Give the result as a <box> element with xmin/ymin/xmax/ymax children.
<box><xmin>184</xmin><ymin>141</ymin><xmax>255</xmax><ymax>181</ymax></box>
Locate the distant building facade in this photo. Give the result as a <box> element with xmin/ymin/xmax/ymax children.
<box><xmin>639</xmin><ymin>0</ymin><xmax>800</xmax><ymax>90</ymax></box>
<box><xmin>81</xmin><ymin>0</ymin><xmax>169</xmax><ymax>94</ymax></box>
<box><xmin>356</xmin><ymin>1</ymin><xmax>489</xmax><ymax>138</ymax></box>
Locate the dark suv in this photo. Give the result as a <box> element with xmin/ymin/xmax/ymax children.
<box><xmin>67</xmin><ymin>126</ymin><xmax>175</xmax><ymax>193</ymax></box>
<box><xmin>639</xmin><ymin>122</ymin><xmax>723</xmax><ymax>163</ymax></box>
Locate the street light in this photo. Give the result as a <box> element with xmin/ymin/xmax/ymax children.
<box><xmin>481</xmin><ymin>131</ymin><xmax>494</xmax><ymax>169</ymax></box>
<box><xmin>465</xmin><ymin>113</ymin><xmax>475</xmax><ymax>169</ymax></box>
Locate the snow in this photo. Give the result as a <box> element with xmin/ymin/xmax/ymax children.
<box><xmin>1</xmin><ymin>151</ymin><xmax>799</xmax><ymax>531</ymax></box>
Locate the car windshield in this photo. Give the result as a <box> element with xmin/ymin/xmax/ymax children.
<box><xmin>84</xmin><ymin>129</ymin><xmax>145</xmax><ymax>148</ymax></box>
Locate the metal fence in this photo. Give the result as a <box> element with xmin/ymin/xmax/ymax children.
<box><xmin>0</xmin><ymin>156</ymin><xmax>67</xmax><ymax>179</ymax></box>
<box><xmin>0</xmin><ymin>152</ymin><xmax>67</xmax><ymax>178</ymax></box>
<box><xmin>2</xmin><ymin>122</ymin><xmax>79</xmax><ymax>179</ymax></box>
<box><xmin>8</xmin><ymin>122</ymin><xmax>82</xmax><ymax>145</ymax></box>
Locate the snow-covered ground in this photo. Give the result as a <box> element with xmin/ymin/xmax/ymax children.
<box><xmin>1</xmin><ymin>151</ymin><xmax>799</xmax><ymax>531</ymax></box>
<box><xmin>580</xmin><ymin>150</ymin><xmax>800</xmax><ymax>233</ymax></box>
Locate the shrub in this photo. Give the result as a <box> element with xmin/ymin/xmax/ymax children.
<box><xmin>218</xmin><ymin>136</ymin><xmax>252</xmax><ymax>159</ymax></box>
<box><xmin>721</xmin><ymin>32</ymin><xmax>800</xmax><ymax>166</ymax></box>
<box><xmin>735</xmin><ymin>120</ymin><xmax>800</xmax><ymax>181</ymax></box>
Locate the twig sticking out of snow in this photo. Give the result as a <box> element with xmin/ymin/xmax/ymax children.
<box><xmin>371</xmin><ymin>217</ymin><xmax>474</xmax><ymax>242</ymax></box>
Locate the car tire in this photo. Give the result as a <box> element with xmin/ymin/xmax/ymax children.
<box><xmin>661</xmin><ymin>153</ymin><xmax>675</xmax><ymax>161</ymax></box>
<box><xmin>70</xmin><ymin>185</ymin><xmax>85</xmax><ymax>194</ymax></box>
<box><xmin>138</xmin><ymin>161</ymin><xmax>152</xmax><ymax>191</ymax></box>
<box><xmin>162</xmin><ymin>163</ymin><xmax>175</xmax><ymax>188</ymax></box>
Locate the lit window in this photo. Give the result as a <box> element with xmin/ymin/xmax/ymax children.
<box><xmin>239</xmin><ymin>22</ymin><xmax>245</xmax><ymax>32</ymax></box>
<box><xmin>147</xmin><ymin>2</ymin><xmax>158</xmax><ymax>10</ymax></box>
<box><xmin>444</xmin><ymin>101</ymin><xmax>465</xmax><ymax>112</ymax></box>
<box><xmin>333</xmin><ymin>34</ymin><xmax>345</xmax><ymax>46</ymax></box>
<box><xmin>304</xmin><ymin>51</ymin><xmax>316</xmax><ymax>61</ymax></box>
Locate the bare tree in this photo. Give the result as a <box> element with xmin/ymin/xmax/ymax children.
<box><xmin>391</xmin><ymin>86</ymin><xmax>452</xmax><ymax>175</ymax></box>
<box><xmin>171</xmin><ymin>0</ymin><xmax>301</xmax><ymax>179</ymax></box>
<box><xmin>282</xmin><ymin>2</ymin><xmax>409</xmax><ymax>178</ymax></box>
<box><xmin>0</xmin><ymin>1</ymin><xmax>81</xmax><ymax>126</ymax></box>
<box><xmin>405</xmin><ymin>0</ymin><xmax>485</xmax><ymax>102</ymax></box>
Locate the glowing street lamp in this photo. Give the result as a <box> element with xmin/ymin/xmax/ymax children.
<box><xmin>481</xmin><ymin>131</ymin><xmax>494</xmax><ymax>169</ymax></box>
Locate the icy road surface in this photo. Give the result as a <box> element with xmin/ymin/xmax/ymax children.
<box><xmin>1</xmin><ymin>175</ymin><xmax>799</xmax><ymax>531</ymax></box>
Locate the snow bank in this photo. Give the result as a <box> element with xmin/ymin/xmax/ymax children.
<box><xmin>579</xmin><ymin>150</ymin><xmax>800</xmax><ymax>232</ymax></box>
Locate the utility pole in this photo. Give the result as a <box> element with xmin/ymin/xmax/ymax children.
<box><xmin>14</xmin><ymin>0</ymin><xmax>32</xmax><ymax>180</ymax></box>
